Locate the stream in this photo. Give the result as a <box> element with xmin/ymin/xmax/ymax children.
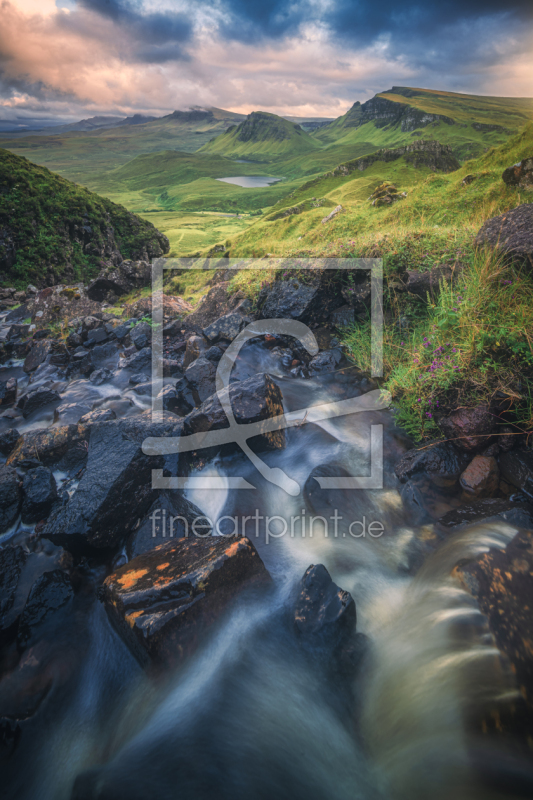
<box><xmin>0</xmin><ymin>313</ymin><xmax>528</xmax><ymax>800</ymax></box>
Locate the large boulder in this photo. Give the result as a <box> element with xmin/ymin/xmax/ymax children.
<box><xmin>21</xmin><ymin>467</ymin><xmax>58</xmax><ymax>525</ymax></box>
<box><xmin>23</xmin><ymin>339</ymin><xmax>51</xmax><ymax>373</ymax></box>
<box><xmin>87</xmin><ymin>260</ymin><xmax>152</xmax><ymax>302</ymax></box>
<box><xmin>102</xmin><ymin>536</ymin><xmax>271</xmax><ymax>666</ymax></box>
<box><xmin>16</xmin><ymin>387</ymin><xmax>61</xmax><ymax>419</ymax></box>
<box><xmin>436</xmin><ymin>405</ymin><xmax>495</xmax><ymax>452</ymax></box>
<box><xmin>0</xmin><ymin>464</ymin><xmax>21</xmax><ymax>533</ymax></box>
<box><xmin>502</xmin><ymin>157</ymin><xmax>533</xmax><ymax>190</ymax></box>
<box><xmin>7</xmin><ymin>424</ymin><xmax>89</xmax><ymax>468</ymax></box>
<box><xmin>474</xmin><ymin>204</ymin><xmax>533</xmax><ymax>270</ymax></box>
<box><xmin>203</xmin><ymin>312</ymin><xmax>249</xmax><ymax>343</ymax></box>
<box><xmin>395</xmin><ymin>441</ymin><xmax>470</xmax><ymax>489</ymax></box>
<box><xmin>40</xmin><ymin>414</ymin><xmax>177</xmax><ymax>554</ymax></box>
<box><xmin>259</xmin><ymin>279</ymin><xmax>320</xmax><ymax>321</ymax></box>
<box><xmin>126</xmin><ymin>493</ymin><xmax>211</xmax><ymax>559</ymax></box>
<box><xmin>294</xmin><ymin>564</ymin><xmax>356</xmax><ymax>652</ymax></box>
<box><xmin>182</xmin><ymin>372</ymin><xmax>285</xmax><ymax>456</ymax></box>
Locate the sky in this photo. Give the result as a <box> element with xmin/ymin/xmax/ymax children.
<box><xmin>0</xmin><ymin>0</ymin><xmax>532</xmax><ymax>128</ymax></box>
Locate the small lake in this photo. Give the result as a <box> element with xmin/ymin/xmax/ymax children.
<box><xmin>215</xmin><ymin>176</ymin><xmax>282</xmax><ymax>188</ymax></box>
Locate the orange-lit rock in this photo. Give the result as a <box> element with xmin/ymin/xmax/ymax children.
<box><xmin>103</xmin><ymin>536</ymin><xmax>271</xmax><ymax>667</ymax></box>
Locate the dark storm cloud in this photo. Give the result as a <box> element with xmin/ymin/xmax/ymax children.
<box><xmin>73</xmin><ymin>0</ymin><xmax>193</xmax><ymax>61</ymax></box>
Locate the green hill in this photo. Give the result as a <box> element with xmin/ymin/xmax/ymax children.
<box><xmin>0</xmin><ymin>148</ymin><xmax>169</xmax><ymax>287</ymax></box>
<box><xmin>199</xmin><ymin>112</ymin><xmax>321</xmax><ymax>160</ymax></box>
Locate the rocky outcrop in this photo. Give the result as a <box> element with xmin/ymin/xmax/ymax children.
<box><xmin>102</xmin><ymin>536</ymin><xmax>271</xmax><ymax>667</ymax></box>
<box><xmin>502</xmin><ymin>157</ymin><xmax>533</xmax><ymax>190</ymax></box>
<box><xmin>474</xmin><ymin>204</ymin><xmax>533</xmax><ymax>270</ymax></box>
<box><xmin>330</xmin><ymin>140</ymin><xmax>460</xmax><ymax>178</ymax></box>
<box><xmin>87</xmin><ymin>260</ymin><xmax>151</xmax><ymax>302</ymax></box>
<box><xmin>336</xmin><ymin>95</ymin><xmax>455</xmax><ymax>132</ymax></box>
<box><xmin>369</xmin><ymin>183</ymin><xmax>407</xmax><ymax>207</ymax></box>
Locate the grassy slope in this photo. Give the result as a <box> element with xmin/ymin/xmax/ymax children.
<box><xmin>199</xmin><ymin>112</ymin><xmax>321</xmax><ymax>160</ymax></box>
<box><xmin>0</xmin><ymin>148</ymin><xmax>168</xmax><ymax>286</ymax></box>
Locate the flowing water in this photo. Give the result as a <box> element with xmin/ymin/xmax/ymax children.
<box><xmin>0</xmin><ymin>325</ymin><xmax>530</xmax><ymax>800</ymax></box>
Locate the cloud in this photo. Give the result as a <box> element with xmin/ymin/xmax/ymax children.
<box><xmin>0</xmin><ymin>0</ymin><xmax>531</xmax><ymax>122</ymax></box>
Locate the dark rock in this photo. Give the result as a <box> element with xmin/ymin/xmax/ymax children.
<box><xmin>341</xmin><ymin>282</ymin><xmax>372</xmax><ymax>314</ymax></box>
<box><xmin>0</xmin><ymin>377</ymin><xmax>17</xmax><ymax>406</ymax></box>
<box><xmin>16</xmin><ymin>569</ymin><xmax>74</xmax><ymax>648</ymax></box>
<box><xmin>89</xmin><ymin>367</ymin><xmax>113</xmax><ymax>385</ymax></box>
<box><xmin>21</xmin><ymin>467</ymin><xmax>58</xmax><ymax>524</ymax></box>
<box><xmin>55</xmin><ymin>401</ymin><xmax>93</xmax><ymax>425</ymax></box>
<box><xmin>23</xmin><ymin>340</ymin><xmax>51</xmax><ymax>373</ymax></box>
<box><xmin>78</xmin><ymin>408</ymin><xmax>116</xmax><ymax>426</ymax></box>
<box><xmin>474</xmin><ymin>204</ymin><xmax>533</xmax><ymax>270</ymax></box>
<box><xmin>499</xmin><ymin>449</ymin><xmax>533</xmax><ymax>500</ymax></box>
<box><xmin>66</xmin><ymin>331</ymin><xmax>83</xmax><ymax>348</ymax></box>
<box><xmin>439</xmin><ymin>498</ymin><xmax>533</xmax><ymax>529</ymax></box>
<box><xmin>40</xmin><ymin>415</ymin><xmax>175</xmax><ymax>553</ymax></box>
<box><xmin>126</xmin><ymin>493</ymin><xmax>211</xmax><ymax>559</ymax></box>
<box><xmin>454</xmin><ymin>529</ymin><xmax>533</xmax><ymax>743</ymax></box>
<box><xmin>183</xmin><ymin>357</ymin><xmax>217</xmax><ymax>404</ymax></box>
<box><xmin>294</xmin><ymin>564</ymin><xmax>356</xmax><ymax>651</ymax></box>
<box><xmin>6</xmin><ymin>424</ymin><xmax>89</xmax><ymax>468</ymax></box>
<box><xmin>129</xmin><ymin>372</ymin><xmax>150</xmax><ymax>386</ymax></box>
<box><xmin>401</xmin><ymin>264</ymin><xmax>459</xmax><ymax>300</ymax></box>
<box><xmin>259</xmin><ymin>279</ymin><xmax>320</xmax><ymax>321</ymax></box>
<box><xmin>462</xmin><ymin>174</ymin><xmax>476</xmax><ymax>186</ymax></box>
<box><xmin>131</xmin><ymin>321</ymin><xmax>152</xmax><ymax>350</ymax></box>
<box><xmin>0</xmin><ymin>464</ymin><xmax>21</xmax><ymax>533</ymax></box>
<box><xmin>0</xmin><ymin>544</ymin><xmax>28</xmax><ymax>637</ymax></box>
<box><xmin>459</xmin><ymin>455</ymin><xmax>499</xmax><ymax>498</ymax></box>
<box><xmin>395</xmin><ymin>441</ymin><xmax>471</xmax><ymax>488</ymax></box>
<box><xmin>156</xmin><ymin>385</ymin><xmax>182</xmax><ymax>413</ymax></box>
<box><xmin>87</xmin><ymin>260</ymin><xmax>156</xmax><ymax>302</ymax></box>
<box><xmin>437</xmin><ymin>405</ymin><xmax>495</xmax><ymax>452</ymax></box>
<box><xmin>308</xmin><ymin>349</ymin><xmax>342</xmax><ymax>375</ymax></box>
<box><xmin>183</xmin><ymin>372</ymin><xmax>285</xmax><ymax>455</ymax></box>
<box><xmin>102</xmin><ymin>535</ymin><xmax>270</xmax><ymax>666</ymax></box>
<box><xmin>0</xmin><ymin>428</ymin><xmax>20</xmax><ymax>456</ymax></box>
<box><xmin>204</xmin><ymin>346</ymin><xmax>223</xmax><ymax>363</ymax></box>
<box><xmin>89</xmin><ymin>342</ymin><xmax>120</xmax><ymax>371</ymax></box>
<box><xmin>183</xmin><ymin>334</ymin><xmax>208</xmax><ymax>369</ymax></box>
<box><xmin>502</xmin><ymin>157</ymin><xmax>533</xmax><ymax>190</ymax></box>
<box><xmin>203</xmin><ymin>312</ymin><xmax>248</xmax><ymax>343</ymax></box>
<box><xmin>112</xmin><ymin>319</ymin><xmax>135</xmax><ymax>341</ymax></box>
<box><xmin>132</xmin><ymin>382</ymin><xmax>153</xmax><ymax>397</ymax></box>
<box><xmin>162</xmin><ymin>358</ymin><xmax>182</xmax><ymax>377</ymax></box>
<box><xmin>330</xmin><ymin>305</ymin><xmax>355</xmax><ymax>327</ymax></box>
<box><xmin>85</xmin><ymin>327</ymin><xmax>108</xmax><ymax>347</ymax></box>
<box><xmin>121</xmin><ymin>346</ymin><xmax>152</xmax><ymax>373</ymax></box>
<box><xmin>17</xmin><ymin>387</ymin><xmax>61</xmax><ymax>419</ymax></box>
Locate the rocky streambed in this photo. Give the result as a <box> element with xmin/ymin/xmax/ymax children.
<box><xmin>0</xmin><ymin>268</ymin><xmax>533</xmax><ymax>800</ymax></box>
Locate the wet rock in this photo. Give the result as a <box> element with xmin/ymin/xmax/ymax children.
<box><xmin>66</xmin><ymin>331</ymin><xmax>83</xmax><ymax>348</ymax></box>
<box><xmin>112</xmin><ymin>319</ymin><xmax>135</xmax><ymax>341</ymax></box>
<box><xmin>438</xmin><ymin>498</ymin><xmax>533</xmax><ymax>529</ymax></box>
<box><xmin>499</xmin><ymin>449</ymin><xmax>533</xmax><ymax>500</ymax></box>
<box><xmin>474</xmin><ymin>204</ymin><xmax>533</xmax><ymax>270</ymax></box>
<box><xmin>203</xmin><ymin>312</ymin><xmax>248</xmax><ymax>343</ymax></box>
<box><xmin>183</xmin><ymin>372</ymin><xmax>285</xmax><ymax>455</ymax></box>
<box><xmin>23</xmin><ymin>339</ymin><xmax>51</xmax><ymax>373</ymax></box>
<box><xmin>294</xmin><ymin>564</ymin><xmax>356</xmax><ymax>652</ymax></box>
<box><xmin>55</xmin><ymin>401</ymin><xmax>93</xmax><ymax>425</ymax></box>
<box><xmin>0</xmin><ymin>377</ymin><xmax>17</xmax><ymax>406</ymax></box>
<box><xmin>78</xmin><ymin>408</ymin><xmax>116</xmax><ymax>426</ymax></box>
<box><xmin>40</xmin><ymin>415</ymin><xmax>174</xmax><ymax>553</ymax></box>
<box><xmin>183</xmin><ymin>334</ymin><xmax>208</xmax><ymax>369</ymax></box>
<box><xmin>89</xmin><ymin>342</ymin><xmax>120</xmax><ymax>372</ymax></box>
<box><xmin>87</xmin><ymin>260</ymin><xmax>153</xmax><ymax>302</ymax></box>
<box><xmin>437</xmin><ymin>405</ymin><xmax>494</xmax><ymax>452</ymax></box>
<box><xmin>127</xmin><ymin>493</ymin><xmax>211</xmax><ymax>559</ymax></box>
<box><xmin>131</xmin><ymin>381</ymin><xmax>153</xmax><ymax>397</ymax></box>
<box><xmin>0</xmin><ymin>465</ymin><xmax>21</xmax><ymax>533</ymax></box>
<box><xmin>454</xmin><ymin>529</ymin><xmax>533</xmax><ymax>742</ymax></box>
<box><xmin>156</xmin><ymin>385</ymin><xmax>182</xmax><ymax>413</ymax></box>
<box><xmin>21</xmin><ymin>467</ymin><xmax>58</xmax><ymax>524</ymax></box>
<box><xmin>85</xmin><ymin>327</ymin><xmax>108</xmax><ymax>347</ymax></box>
<box><xmin>395</xmin><ymin>441</ymin><xmax>470</xmax><ymax>488</ymax></box>
<box><xmin>502</xmin><ymin>157</ymin><xmax>533</xmax><ymax>190</ymax></box>
<box><xmin>204</xmin><ymin>346</ymin><xmax>223</xmax><ymax>363</ymax></box>
<box><xmin>0</xmin><ymin>544</ymin><xmax>28</xmax><ymax>639</ymax></box>
<box><xmin>259</xmin><ymin>279</ymin><xmax>320</xmax><ymax>321</ymax></box>
<box><xmin>7</xmin><ymin>424</ymin><xmax>89</xmax><ymax>468</ymax></box>
<box><xmin>16</xmin><ymin>569</ymin><xmax>74</xmax><ymax>649</ymax></box>
<box><xmin>459</xmin><ymin>455</ymin><xmax>499</xmax><ymax>498</ymax></box>
<box><xmin>0</xmin><ymin>428</ymin><xmax>20</xmax><ymax>456</ymax></box>
<box><xmin>102</xmin><ymin>536</ymin><xmax>270</xmax><ymax>667</ymax></box>
<box><xmin>162</xmin><ymin>358</ymin><xmax>182</xmax><ymax>377</ymax></box>
<box><xmin>89</xmin><ymin>367</ymin><xmax>113</xmax><ymax>385</ymax></box>
<box><xmin>17</xmin><ymin>387</ymin><xmax>61</xmax><ymax>419</ymax></box>
<box><xmin>121</xmin><ymin>346</ymin><xmax>152</xmax><ymax>373</ymax></box>
<box><xmin>183</xmin><ymin>357</ymin><xmax>217</xmax><ymax>404</ymax></box>
<box><xmin>131</xmin><ymin>321</ymin><xmax>152</xmax><ymax>350</ymax></box>
<box><xmin>129</xmin><ymin>372</ymin><xmax>150</xmax><ymax>386</ymax></box>
<box><xmin>308</xmin><ymin>349</ymin><xmax>342</xmax><ymax>375</ymax></box>
<box><xmin>49</xmin><ymin>342</ymin><xmax>70</xmax><ymax>368</ymax></box>
<box><xmin>401</xmin><ymin>265</ymin><xmax>458</xmax><ymax>300</ymax></box>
